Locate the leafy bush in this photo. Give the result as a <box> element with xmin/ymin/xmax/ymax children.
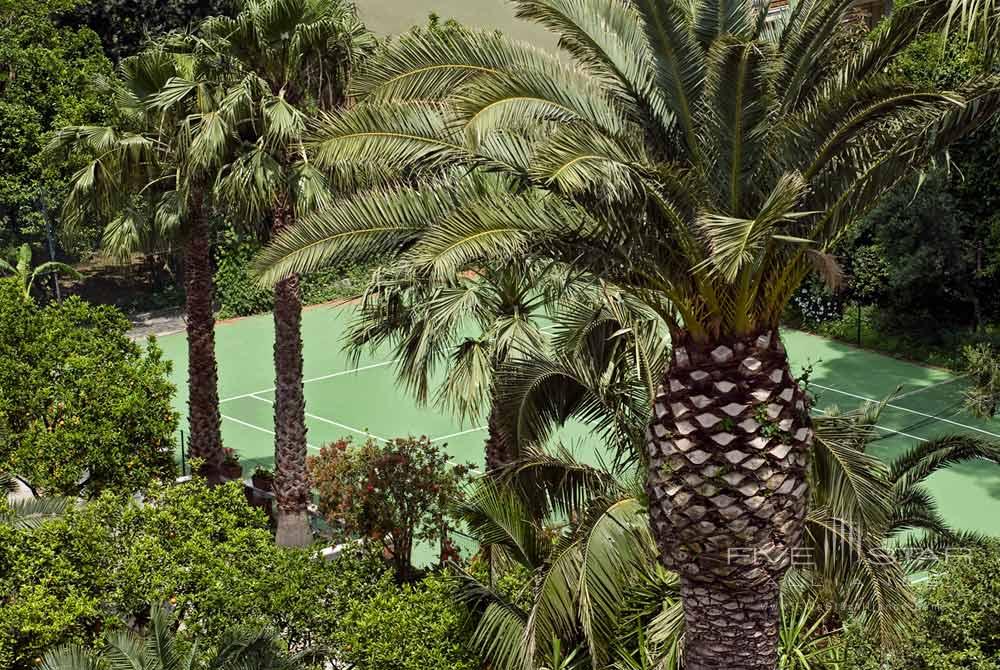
<box><xmin>0</xmin><ymin>478</ymin><xmax>474</xmax><ymax>670</ymax></box>
<box><xmin>963</xmin><ymin>342</ymin><xmax>1000</xmax><ymax>418</ymax></box>
<box><xmin>213</xmin><ymin>231</ymin><xmax>380</xmax><ymax>319</ymax></box>
<box><xmin>903</xmin><ymin>543</ymin><xmax>1000</xmax><ymax>668</ymax></box>
<box><xmin>822</xmin><ymin>31</ymin><xmax>1000</xmax><ymax>344</ymax></box>
<box><xmin>788</xmin><ymin>277</ymin><xmax>843</xmax><ymax>328</ymax></box>
<box><xmin>309</xmin><ymin>436</ymin><xmax>474</xmax><ymax>580</ymax></box>
<box><xmin>841</xmin><ymin>543</ymin><xmax>1000</xmax><ymax>670</ymax></box>
<box><xmin>337</xmin><ymin>572</ymin><xmax>477</xmax><ymax>670</ymax></box>
<box><xmin>0</xmin><ymin>278</ymin><xmax>177</xmax><ymax>496</ymax></box>
<box><xmin>850</xmin><ymin>171</ymin><xmax>994</xmax><ymax>333</ymax></box>
<box><xmin>815</xmin><ymin>303</ymin><xmax>878</xmax><ymax>344</ymax></box>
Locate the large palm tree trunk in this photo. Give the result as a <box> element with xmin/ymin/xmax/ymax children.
<box><xmin>271</xmin><ymin>201</ymin><xmax>311</xmax><ymax>547</ymax></box>
<box><xmin>646</xmin><ymin>330</ymin><xmax>812</xmax><ymax>670</ymax></box>
<box><xmin>183</xmin><ymin>199</ymin><xmax>224</xmax><ymax>479</ymax></box>
<box><xmin>484</xmin><ymin>398</ymin><xmax>512</xmax><ymax>474</ymax></box>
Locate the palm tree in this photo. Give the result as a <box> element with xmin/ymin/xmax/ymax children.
<box><xmin>454</xmin><ymin>406</ymin><xmax>997</xmax><ymax>670</ymax></box>
<box><xmin>41</xmin><ymin>602</ymin><xmax>314</xmax><ymax>670</ymax></box>
<box><xmin>255</xmin><ymin>1</ymin><xmax>1000</xmax><ymax>663</ymax></box>
<box><xmin>0</xmin><ymin>470</ymin><xmax>70</xmax><ymax>530</ymax></box>
<box><xmin>346</xmin><ymin>261</ymin><xmax>562</xmax><ymax>472</ymax></box>
<box><xmin>166</xmin><ymin>0</ymin><xmax>376</xmax><ymax>546</ymax></box>
<box><xmin>47</xmin><ymin>48</ymin><xmax>227</xmax><ymax>478</ymax></box>
<box><xmin>0</xmin><ymin>244</ymin><xmax>81</xmax><ymax>301</ymax></box>
<box><xmin>499</xmin><ymin>306</ymin><xmax>999</xmax><ymax>648</ymax></box>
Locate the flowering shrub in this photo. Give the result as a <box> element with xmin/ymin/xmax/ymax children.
<box><xmin>308</xmin><ymin>436</ymin><xmax>474</xmax><ymax>580</ymax></box>
<box><xmin>790</xmin><ymin>277</ymin><xmax>843</xmax><ymax>328</ymax></box>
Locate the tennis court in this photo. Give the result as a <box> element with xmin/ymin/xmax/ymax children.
<box><xmin>155</xmin><ymin>302</ymin><xmax>1000</xmax><ymax>537</ymax></box>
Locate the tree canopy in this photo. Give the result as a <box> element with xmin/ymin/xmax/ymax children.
<box><xmin>0</xmin><ymin>0</ymin><xmax>112</xmax><ymax>257</ymax></box>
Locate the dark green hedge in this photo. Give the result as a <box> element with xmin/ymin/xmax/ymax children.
<box><xmin>213</xmin><ymin>232</ymin><xmax>380</xmax><ymax>319</ymax></box>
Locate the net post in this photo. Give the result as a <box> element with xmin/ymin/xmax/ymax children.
<box><xmin>180</xmin><ymin>430</ymin><xmax>187</xmax><ymax>476</ymax></box>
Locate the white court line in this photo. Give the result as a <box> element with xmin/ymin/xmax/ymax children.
<box><xmin>218</xmin><ymin>321</ymin><xmax>551</xmax><ymax>475</ymax></box>
<box><xmin>219</xmin><ymin>323</ymin><xmax>557</xmax><ymax>404</ymax></box>
<box><xmin>220</xmin><ymin>360</ymin><xmax>395</xmax><ymax>403</ymax></box>
<box><xmin>811</xmin><ymin>383</ymin><xmax>1000</xmax><ymax>440</ymax></box>
<box><xmin>240</xmin><ymin>396</ymin><xmax>482</xmax><ymax>474</ymax></box>
<box><xmin>431</xmin><ymin>426</ymin><xmax>487</xmax><ymax>442</ymax></box>
<box><xmin>245</xmin><ymin>394</ymin><xmax>389</xmax><ymax>443</ymax></box>
<box><xmin>813</xmin><ymin>408</ymin><xmax>927</xmax><ymax>443</ymax></box>
<box><xmin>895</xmin><ymin>374</ymin><xmax>968</xmax><ymax>400</ymax></box>
<box><xmin>221</xmin><ymin>413</ymin><xmax>320</xmax><ymax>450</ymax></box>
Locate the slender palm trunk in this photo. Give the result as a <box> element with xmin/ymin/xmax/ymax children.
<box><xmin>184</xmin><ymin>196</ymin><xmax>224</xmax><ymax>479</ymax></box>
<box><xmin>645</xmin><ymin>330</ymin><xmax>812</xmax><ymax>670</ymax></box>
<box><xmin>272</xmin><ymin>198</ymin><xmax>311</xmax><ymax>547</ymax></box>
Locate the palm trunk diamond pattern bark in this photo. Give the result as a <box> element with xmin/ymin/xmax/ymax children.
<box><xmin>646</xmin><ymin>330</ymin><xmax>812</xmax><ymax>669</ymax></box>
<box><xmin>485</xmin><ymin>402</ymin><xmax>512</xmax><ymax>474</ymax></box>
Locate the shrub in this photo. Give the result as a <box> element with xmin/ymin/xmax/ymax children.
<box><xmin>212</xmin><ymin>233</ymin><xmax>273</xmax><ymax>318</ymax></box>
<box><xmin>64</xmin><ymin>0</ymin><xmax>235</xmax><ymax>61</ymax></box>
<box><xmin>0</xmin><ymin>477</ymin><xmax>474</xmax><ymax>670</ymax></box>
<box><xmin>788</xmin><ymin>276</ymin><xmax>843</xmax><ymax>328</ymax></box>
<box><xmin>903</xmin><ymin>543</ymin><xmax>1000</xmax><ymax>668</ymax></box>
<box><xmin>963</xmin><ymin>342</ymin><xmax>1000</xmax><ymax>418</ymax></box>
<box><xmin>816</xmin><ymin>303</ymin><xmax>878</xmax><ymax>344</ymax></box>
<box><xmin>0</xmin><ymin>278</ymin><xmax>177</xmax><ymax>496</ymax></box>
<box><xmin>309</xmin><ymin>436</ymin><xmax>474</xmax><ymax>580</ymax></box>
<box><xmin>336</xmin><ymin>571</ymin><xmax>477</xmax><ymax>670</ymax></box>
<box><xmin>839</xmin><ymin>543</ymin><xmax>1000</xmax><ymax>670</ymax></box>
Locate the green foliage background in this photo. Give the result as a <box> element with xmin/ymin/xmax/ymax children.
<box><xmin>0</xmin><ymin>278</ymin><xmax>177</xmax><ymax>496</ymax></box>
<box><xmin>842</xmin><ymin>543</ymin><xmax>1000</xmax><ymax>669</ymax></box>
<box><xmin>63</xmin><ymin>0</ymin><xmax>235</xmax><ymax>61</ymax></box>
<box><xmin>786</xmin><ymin>30</ymin><xmax>1000</xmax><ymax>366</ymax></box>
<box><xmin>214</xmin><ymin>231</ymin><xmax>380</xmax><ymax>318</ymax></box>
<box><xmin>0</xmin><ymin>0</ymin><xmax>112</xmax><ymax>257</ymax></box>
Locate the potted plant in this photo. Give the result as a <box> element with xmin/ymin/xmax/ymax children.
<box><xmin>221</xmin><ymin>447</ymin><xmax>243</xmax><ymax>481</ymax></box>
<box><xmin>251</xmin><ymin>466</ymin><xmax>274</xmax><ymax>492</ymax></box>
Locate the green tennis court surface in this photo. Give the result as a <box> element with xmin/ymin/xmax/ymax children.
<box><xmin>156</xmin><ymin>303</ymin><xmax>1000</xmax><ymax>537</ymax></box>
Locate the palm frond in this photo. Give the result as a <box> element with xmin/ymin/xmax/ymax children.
<box><xmin>511</xmin><ymin>0</ymin><xmax>656</xmax><ymax>104</ymax></box>
<box><xmin>698</xmin><ymin>171</ymin><xmax>811</xmax><ymax>284</ymax></box>
<box><xmin>457</xmin><ymin>479</ymin><xmax>548</xmax><ymax>569</ymax></box>
<box><xmin>889</xmin><ymin>434</ymin><xmax>1000</xmax><ymax>495</ymax></box>
<box><xmin>701</xmin><ymin>36</ymin><xmax>775</xmax><ymax>215</ymax></box>
<box><xmin>253</xmin><ymin>175</ymin><xmax>473</xmax><ymax>285</ymax></box>
<box><xmin>811</xmin><ymin>409</ymin><xmax>892</xmax><ymax>529</ymax></box>
<box><xmin>308</xmin><ymin>101</ymin><xmax>466</xmax><ymax>177</ymax></box>
<box><xmin>693</xmin><ymin>0</ymin><xmax>758</xmax><ymax>48</ymax></box>
<box><xmin>402</xmin><ymin>186</ymin><xmax>590</xmax><ymax>280</ymax></box>
<box><xmin>801</xmin><ymin>506</ymin><xmax>916</xmax><ymax>646</ymax></box>
<box><xmin>4</xmin><ymin>497</ymin><xmax>72</xmax><ymax>530</ymax></box>
<box><xmin>498</xmin><ymin>445</ymin><xmax>625</xmax><ymax>519</ymax></box>
<box><xmin>41</xmin><ymin>645</ymin><xmax>102</xmax><ymax>670</ymax></box>
<box><xmin>631</xmin><ymin>0</ymin><xmax>705</xmax><ymax>153</ymax></box>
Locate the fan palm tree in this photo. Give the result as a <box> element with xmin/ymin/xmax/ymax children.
<box><xmin>345</xmin><ymin>260</ymin><xmax>566</xmax><ymax>471</ymax></box>
<box><xmin>47</xmin><ymin>48</ymin><xmax>227</xmax><ymax>478</ymax></box>
<box><xmin>159</xmin><ymin>0</ymin><xmax>376</xmax><ymax>547</ymax></box>
<box><xmin>41</xmin><ymin>602</ymin><xmax>314</xmax><ymax>670</ymax></box>
<box><xmin>0</xmin><ymin>244</ymin><xmax>81</xmax><ymax>301</ymax></box>
<box><xmin>255</xmin><ymin>1</ymin><xmax>1000</xmax><ymax>663</ymax></box>
<box><xmin>0</xmin><ymin>470</ymin><xmax>71</xmax><ymax>530</ymax></box>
